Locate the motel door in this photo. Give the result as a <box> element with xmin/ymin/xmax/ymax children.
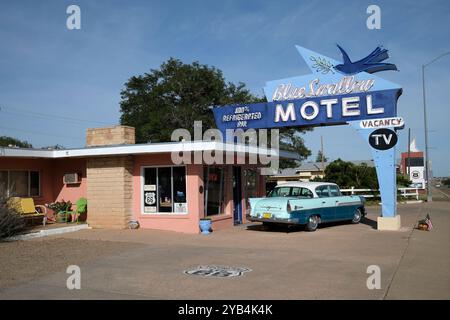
<box><xmin>232</xmin><ymin>166</ymin><xmax>243</xmax><ymax>225</ymax></box>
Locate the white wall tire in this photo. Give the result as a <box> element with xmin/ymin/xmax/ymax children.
<box><xmin>306</xmin><ymin>215</ymin><xmax>319</xmax><ymax>232</ymax></box>
<box><xmin>352</xmin><ymin>208</ymin><xmax>363</xmax><ymax>224</ymax></box>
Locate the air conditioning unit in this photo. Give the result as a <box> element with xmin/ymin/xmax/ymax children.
<box><xmin>63</xmin><ymin>173</ymin><xmax>81</xmax><ymax>184</ymax></box>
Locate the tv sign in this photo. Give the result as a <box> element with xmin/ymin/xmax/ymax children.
<box><xmin>369</xmin><ymin>128</ymin><xmax>398</xmax><ymax>150</ymax></box>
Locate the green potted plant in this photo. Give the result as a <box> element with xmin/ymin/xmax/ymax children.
<box><xmin>47</xmin><ymin>200</ymin><xmax>72</xmax><ymax>223</ymax></box>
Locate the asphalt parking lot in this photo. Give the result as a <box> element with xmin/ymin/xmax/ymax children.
<box><xmin>0</xmin><ymin>202</ymin><xmax>449</xmax><ymax>299</ymax></box>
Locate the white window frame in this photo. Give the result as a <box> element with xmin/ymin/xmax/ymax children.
<box><xmin>140</xmin><ymin>165</ymin><xmax>188</xmax><ymax>215</ymax></box>
<box><xmin>0</xmin><ymin>170</ymin><xmax>41</xmax><ymax>198</ymax></box>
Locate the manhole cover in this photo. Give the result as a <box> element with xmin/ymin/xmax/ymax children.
<box><xmin>183</xmin><ymin>265</ymin><xmax>251</xmax><ymax>278</ymax></box>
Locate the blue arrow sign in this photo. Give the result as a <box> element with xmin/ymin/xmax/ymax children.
<box><xmin>212</xmin><ymin>44</ymin><xmax>404</xmax><ymax>224</ymax></box>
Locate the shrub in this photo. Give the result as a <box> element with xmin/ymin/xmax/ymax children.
<box><xmin>0</xmin><ymin>203</ymin><xmax>26</xmax><ymax>239</ymax></box>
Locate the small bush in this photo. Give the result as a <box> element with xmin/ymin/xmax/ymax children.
<box><xmin>0</xmin><ymin>203</ymin><xmax>26</xmax><ymax>239</ymax></box>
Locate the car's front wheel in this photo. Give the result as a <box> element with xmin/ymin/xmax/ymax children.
<box><xmin>352</xmin><ymin>208</ymin><xmax>363</xmax><ymax>224</ymax></box>
<box><xmin>305</xmin><ymin>215</ymin><xmax>320</xmax><ymax>232</ymax></box>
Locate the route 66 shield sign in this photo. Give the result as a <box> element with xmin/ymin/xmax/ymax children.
<box><xmin>144</xmin><ymin>191</ymin><xmax>156</xmax><ymax>205</ymax></box>
<box><xmin>183</xmin><ymin>265</ymin><xmax>252</xmax><ymax>278</ymax></box>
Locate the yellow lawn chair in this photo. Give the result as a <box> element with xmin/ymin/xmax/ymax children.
<box><xmin>7</xmin><ymin>197</ymin><xmax>48</xmax><ymax>226</ymax></box>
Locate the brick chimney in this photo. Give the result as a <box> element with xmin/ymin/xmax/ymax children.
<box><xmin>86</xmin><ymin>125</ymin><xmax>135</xmax><ymax>147</ymax></box>
<box><xmin>85</xmin><ymin>125</ymin><xmax>136</xmax><ymax>229</ymax></box>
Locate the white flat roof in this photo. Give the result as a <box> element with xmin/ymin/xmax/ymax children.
<box><xmin>0</xmin><ymin>141</ymin><xmax>299</xmax><ymax>160</ymax></box>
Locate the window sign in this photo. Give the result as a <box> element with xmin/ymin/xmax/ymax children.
<box><xmin>143</xmin><ymin>167</ymin><xmax>157</xmax><ymax>213</ymax></box>
<box><xmin>142</xmin><ymin>166</ymin><xmax>187</xmax><ymax>214</ymax></box>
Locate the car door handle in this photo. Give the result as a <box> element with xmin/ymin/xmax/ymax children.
<box><xmin>322</xmin><ymin>201</ymin><xmax>326</xmax><ymax>204</ymax></box>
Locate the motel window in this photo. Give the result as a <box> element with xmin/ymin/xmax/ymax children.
<box><xmin>204</xmin><ymin>166</ymin><xmax>226</xmax><ymax>216</ymax></box>
<box><xmin>0</xmin><ymin>171</ymin><xmax>7</xmax><ymax>199</ymax></box>
<box><xmin>142</xmin><ymin>166</ymin><xmax>187</xmax><ymax>214</ymax></box>
<box><xmin>0</xmin><ymin>170</ymin><xmax>40</xmax><ymax>198</ymax></box>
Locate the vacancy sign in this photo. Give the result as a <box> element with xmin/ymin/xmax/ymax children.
<box><xmin>360</xmin><ymin>117</ymin><xmax>404</xmax><ymax>129</ymax></box>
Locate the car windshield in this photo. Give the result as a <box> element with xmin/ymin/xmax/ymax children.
<box><xmin>268</xmin><ymin>186</ymin><xmax>314</xmax><ymax>198</ymax></box>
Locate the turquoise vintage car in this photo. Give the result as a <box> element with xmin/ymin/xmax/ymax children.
<box><xmin>248</xmin><ymin>182</ymin><xmax>366</xmax><ymax>231</ymax></box>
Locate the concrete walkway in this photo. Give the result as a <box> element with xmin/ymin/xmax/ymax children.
<box><xmin>0</xmin><ymin>202</ymin><xmax>448</xmax><ymax>299</ymax></box>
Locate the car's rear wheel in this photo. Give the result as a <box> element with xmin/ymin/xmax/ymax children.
<box><xmin>352</xmin><ymin>208</ymin><xmax>363</xmax><ymax>224</ymax></box>
<box><xmin>305</xmin><ymin>215</ymin><xmax>319</xmax><ymax>232</ymax></box>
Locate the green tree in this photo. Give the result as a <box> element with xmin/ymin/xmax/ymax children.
<box><xmin>397</xmin><ymin>174</ymin><xmax>412</xmax><ymax>187</ymax></box>
<box><xmin>278</xmin><ymin>128</ymin><xmax>312</xmax><ymax>169</ymax></box>
<box><xmin>323</xmin><ymin>159</ymin><xmax>379</xmax><ymax>189</ymax></box>
<box><xmin>315</xmin><ymin>150</ymin><xmax>328</xmax><ymax>163</ymax></box>
<box><xmin>323</xmin><ymin>159</ymin><xmax>360</xmax><ymax>188</ymax></box>
<box><xmin>119</xmin><ymin>58</ymin><xmax>311</xmax><ymax>167</ymax></box>
<box><xmin>322</xmin><ymin>159</ymin><xmax>411</xmax><ymax>189</ymax></box>
<box><xmin>0</xmin><ymin>136</ymin><xmax>32</xmax><ymax>148</ymax></box>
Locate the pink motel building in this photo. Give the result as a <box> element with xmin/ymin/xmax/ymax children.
<box><xmin>0</xmin><ymin>126</ymin><xmax>296</xmax><ymax>233</ymax></box>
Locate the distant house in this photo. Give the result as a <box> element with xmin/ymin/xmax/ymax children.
<box><xmin>268</xmin><ymin>160</ymin><xmax>375</xmax><ymax>185</ymax></box>
<box><xmin>399</xmin><ymin>138</ymin><xmax>426</xmax><ymax>189</ymax></box>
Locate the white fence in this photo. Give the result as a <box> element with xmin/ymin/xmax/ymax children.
<box><xmin>341</xmin><ymin>187</ymin><xmax>420</xmax><ymax>201</ymax></box>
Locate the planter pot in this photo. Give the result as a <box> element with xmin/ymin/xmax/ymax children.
<box><xmin>56</xmin><ymin>212</ymin><xmax>67</xmax><ymax>223</ymax></box>
<box><xmin>199</xmin><ymin>219</ymin><xmax>212</xmax><ymax>234</ymax></box>
<box><xmin>128</xmin><ymin>220</ymin><xmax>140</xmax><ymax>229</ymax></box>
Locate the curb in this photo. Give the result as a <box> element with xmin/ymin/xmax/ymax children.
<box><xmin>5</xmin><ymin>224</ymin><xmax>91</xmax><ymax>241</ymax></box>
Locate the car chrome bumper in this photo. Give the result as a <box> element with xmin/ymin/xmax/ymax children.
<box><xmin>247</xmin><ymin>215</ymin><xmax>301</xmax><ymax>225</ymax></box>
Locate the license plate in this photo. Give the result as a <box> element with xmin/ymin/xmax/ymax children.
<box><xmin>263</xmin><ymin>212</ymin><xmax>272</xmax><ymax>219</ymax></box>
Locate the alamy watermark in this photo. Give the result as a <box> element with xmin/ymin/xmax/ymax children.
<box><xmin>66</xmin><ymin>265</ymin><xmax>81</xmax><ymax>290</ymax></box>
<box><xmin>366</xmin><ymin>265</ymin><xmax>381</xmax><ymax>290</ymax></box>
<box><xmin>366</xmin><ymin>5</ymin><xmax>381</xmax><ymax>30</ymax></box>
<box><xmin>171</xmin><ymin>121</ymin><xmax>281</xmax><ymax>175</ymax></box>
<box><xmin>66</xmin><ymin>5</ymin><xmax>81</xmax><ymax>30</ymax></box>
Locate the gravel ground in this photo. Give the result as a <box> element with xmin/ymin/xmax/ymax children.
<box><xmin>0</xmin><ymin>238</ymin><xmax>140</xmax><ymax>289</ymax></box>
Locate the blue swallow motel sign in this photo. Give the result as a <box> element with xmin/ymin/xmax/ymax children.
<box><xmin>213</xmin><ymin>45</ymin><xmax>404</xmax><ymax>229</ymax></box>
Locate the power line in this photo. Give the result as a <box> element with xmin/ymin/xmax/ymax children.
<box><xmin>0</xmin><ymin>110</ymin><xmax>92</xmax><ymax>127</ymax></box>
<box><xmin>0</xmin><ymin>106</ymin><xmax>116</xmax><ymax>125</ymax></box>
<box><xmin>0</xmin><ymin>125</ymin><xmax>84</xmax><ymax>141</ymax></box>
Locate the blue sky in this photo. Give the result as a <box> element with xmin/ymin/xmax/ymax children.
<box><xmin>0</xmin><ymin>0</ymin><xmax>449</xmax><ymax>176</ymax></box>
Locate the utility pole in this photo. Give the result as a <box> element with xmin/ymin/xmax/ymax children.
<box><xmin>422</xmin><ymin>65</ymin><xmax>432</xmax><ymax>202</ymax></box>
<box><xmin>407</xmin><ymin>128</ymin><xmax>411</xmax><ymax>177</ymax></box>
<box><xmin>320</xmin><ymin>135</ymin><xmax>325</xmax><ymax>176</ymax></box>
<box><xmin>422</xmin><ymin>51</ymin><xmax>450</xmax><ymax>202</ymax></box>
